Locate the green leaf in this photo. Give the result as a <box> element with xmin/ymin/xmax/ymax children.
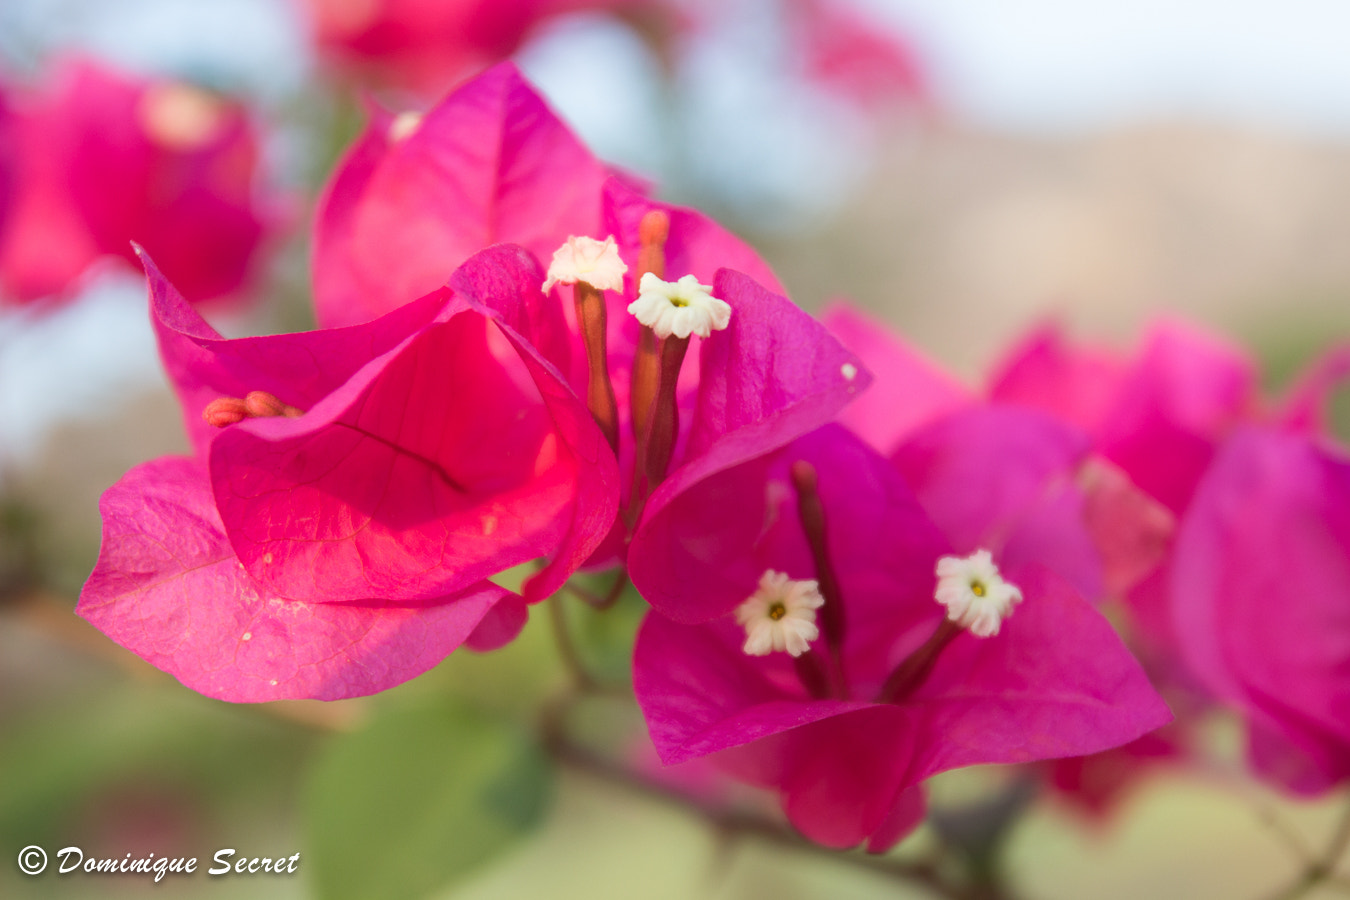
<box><xmin>305</xmin><ymin>703</ymin><xmax>552</xmax><ymax>900</ymax></box>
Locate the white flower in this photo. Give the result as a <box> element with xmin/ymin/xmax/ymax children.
<box><xmin>934</xmin><ymin>550</ymin><xmax>1023</xmax><ymax>638</ymax></box>
<box><xmin>542</xmin><ymin>235</ymin><xmax>628</xmax><ymax>293</ymax></box>
<box><xmin>627</xmin><ymin>273</ymin><xmax>731</xmax><ymax>339</ymax></box>
<box><xmin>734</xmin><ymin>570</ymin><xmax>824</xmax><ymax>657</ymax></box>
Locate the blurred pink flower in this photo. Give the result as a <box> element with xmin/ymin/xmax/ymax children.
<box><xmin>1172</xmin><ymin>423</ymin><xmax>1350</xmax><ymax>794</ymax></box>
<box><xmin>633</xmin><ymin>426</ymin><xmax>1170</xmax><ymax>848</ymax></box>
<box><xmin>0</xmin><ymin>59</ymin><xmax>279</xmax><ymax>306</ymax></box>
<box><xmin>0</xmin><ymin>87</ymin><xmax>13</xmax><ymax>243</ymax></box>
<box><xmin>78</xmin><ymin>245</ymin><xmax>618</xmax><ymax>700</ymax></box>
<box><xmin>304</xmin><ymin>0</ymin><xmax>655</xmax><ymax>93</ymax></box>
<box><xmin>787</xmin><ymin>0</ymin><xmax>927</xmax><ymax>110</ymax></box>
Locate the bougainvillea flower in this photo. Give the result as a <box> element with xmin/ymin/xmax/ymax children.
<box><xmin>303</xmin><ymin>0</ymin><xmax>654</xmax><ymax>94</ymax></box>
<box><xmin>625</xmin><ymin>270</ymin><xmax>868</xmax><ymax>602</ymax></box>
<box><xmin>0</xmin><ymin>58</ymin><xmax>277</xmax><ymax>305</ymax></box>
<box><xmin>79</xmin><ymin>244</ymin><xmax>617</xmax><ymax>700</ymax></box>
<box><xmin>161</xmin><ymin>244</ymin><xmax>615</xmax><ymax>605</ymax></box>
<box><xmin>1171</xmin><ymin>426</ymin><xmax>1350</xmax><ymax>793</ymax></box>
<box><xmin>821</xmin><ymin>304</ymin><xmax>1161</xmax><ymax>604</ymax></box>
<box><xmin>633</xmin><ymin>426</ymin><xmax>1170</xmax><ymax>848</ymax></box>
<box><xmin>891</xmin><ymin>406</ymin><xmax>1106</xmax><ymax>602</ymax></box>
<box><xmin>314</xmin><ymin>61</ymin><xmax>844</xmax><ymax>569</ymax></box>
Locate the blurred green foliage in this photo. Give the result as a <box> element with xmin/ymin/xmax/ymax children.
<box><xmin>304</xmin><ymin>703</ymin><xmax>552</xmax><ymax>900</ymax></box>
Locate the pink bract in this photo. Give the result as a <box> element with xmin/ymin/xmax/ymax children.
<box><xmin>152</xmin><ymin>244</ymin><xmax>617</xmax><ymax>606</ymax></box>
<box><xmin>1172</xmin><ymin>426</ymin><xmax>1350</xmax><ymax>793</ymax></box>
<box><xmin>313</xmin><ymin>63</ymin><xmax>611</xmax><ymax>328</ymax></box>
<box><xmin>0</xmin><ymin>58</ymin><xmax>276</xmax><ymax>305</ymax></box>
<box><xmin>80</xmin><ymin>245</ymin><xmax>620</xmax><ymax>701</ymax></box>
<box><xmin>633</xmin><ymin>426</ymin><xmax>1171</xmax><ymax>848</ymax></box>
<box><xmin>304</xmin><ymin>0</ymin><xmax>652</xmax><ymax>94</ymax></box>
<box><xmin>78</xmin><ymin>456</ymin><xmax>510</xmax><ymax>702</ymax></box>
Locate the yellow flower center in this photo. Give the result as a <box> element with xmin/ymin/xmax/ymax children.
<box><xmin>768</xmin><ymin>602</ymin><xmax>787</xmax><ymax>621</ymax></box>
<box><xmin>970</xmin><ymin>581</ymin><xmax>986</xmax><ymax>597</ymax></box>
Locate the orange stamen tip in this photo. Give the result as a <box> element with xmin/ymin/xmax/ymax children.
<box><xmin>244</xmin><ymin>391</ymin><xmax>290</xmax><ymax>418</ymax></box>
<box><xmin>203</xmin><ymin>397</ymin><xmax>249</xmax><ymax>428</ymax></box>
<box><xmin>639</xmin><ymin>209</ymin><xmax>670</xmax><ymax>246</ymax></box>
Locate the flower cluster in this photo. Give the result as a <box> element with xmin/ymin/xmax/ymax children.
<box><xmin>76</xmin><ymin>63</ymin><xmax>1350</xmax><ymax>855</ymax></box>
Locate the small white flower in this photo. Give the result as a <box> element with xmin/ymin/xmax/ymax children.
<box><xmin>734</xmin><ymin>570</ymin><xmax>824</xmax><ymax>657</ymax></box>
<box><xmin>542</xmin><ymin>235</ymin><xmax>628</xmax><ymax>293</ymax></box>
<box><xmin>627</xmin><ymin>273</ymin><xmax>731</xmax><ymax>339</ymax></box>
<box><xmin>934</xmin><ymin>550</ymin><xmax>1023</xmax><ymax>638</ymax></box>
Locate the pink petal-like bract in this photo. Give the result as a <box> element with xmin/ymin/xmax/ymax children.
<box><xmin>634</xmin><ymin>426</ymin><xmax>1171</xmax><ymax>848</ymax></box>
<box><xmin>1095</xmin><ymin>320</ymin><xmax>1256</xmax><ymax>515</ymax></box>
<box><xmin>819</xmin><ymin>302</ymin><xmax>970</xmax><ymax>454</ymax></box>
<box><xmin>0</xmin><ymin>58</ymin><xmax>274</xmax><ymax>305</ymax></box>
<box><xmin>987</xmin><ymin>322</ymin><xmax>1128</xmax><ymax>436</ymax></box>
<box><xmin>891</xmin><ymin>406</ymin><xmax>1102</xmax><ymax>600</ymax></box>
<box><xmin>629</xmin><ymin>277</ymin><xmax>870</xmax><ymax>623</ymax></box>
<box><xmin>1172</xmin><ymin>427</ymin><xmax>1350</xmax><ymax>793</ymax></box>
<box><xmin>78</xmin><ymin>456</ymin><xmax>508</xmax><ymax>702</ymax></box>
<box><xmin>145</xmin><ymin>243</ymin><xmax>617</xmax><ymax>610</ymax></box>
<box><xmin>313</xmin><ymin>62</ymin><xmax>609</xmax><ymax>328</ymax></box>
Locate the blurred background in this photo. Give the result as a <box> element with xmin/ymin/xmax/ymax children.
<box><xmin>1</xmin><ymin>1</ymin><xmax>1348</xmax><ymax>898</ymax></box>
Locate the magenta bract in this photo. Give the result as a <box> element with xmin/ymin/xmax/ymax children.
<box><xmin>78</xmin><ymin>456</ymin><xmax>509</xmax><ymax>701</ymax></box>
<box><xmin>1172</xmin><ymin>427</ymin><xmax>1350</xmax><ymax>793</ymax></box>
<box><xmin>819</xmin><ymin>303</ymin><xmax>970</xmax><ymax>455</ymax></box>
<box><xmin>634</xmin><ymin>426</ymin><xmax>1171</xmax><ymax>848</ymax></box>
<box><xmin>155</xmin><ymin>245</ymin><xmax>616</xmax><ymax>606</ymax></box>
<box><xmin>313</xmin><ymin>62</ymin><xmax>610</xmax><ymax>328</ymax></box>
<box><xmin>627</xmin><ymin>278</ymin><xmax>869</xmax><ymax>623</ymax></box>
<box><xmin>80</xmin><ymin>245</ymin><xmax>619</xmax><ymax>700</ymax></box>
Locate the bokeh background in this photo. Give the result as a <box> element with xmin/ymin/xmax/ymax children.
<box><xmin>2</xmin><ymin>1</ymin><xmax>1349</xmax><ymax>898</ymax></box>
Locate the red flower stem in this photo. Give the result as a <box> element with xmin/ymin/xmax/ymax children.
<box><xmin>876</xmin><ymin>619</ymin><xmax>961</xmax><ymax>704</ymax></box>
<box><xmin>789</xmin><ymin>460</ymin><xmax>848</xmax><ymax>696</ymax></box>
<box><xmin>573</xmin><ymin>281</ymin><xmax>620</xmax><ymax>455</ymax></box>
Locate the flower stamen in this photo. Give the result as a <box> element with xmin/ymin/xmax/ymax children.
<box><xmin>203</xmin><ymin>391</ymin><xmax>303</xmax><ymax>428</ymax></box>
<box><xmin>628</xmin><ymin>273</ymin><xmax>730</xmax><ymax>340</ymax></box>
<box><xmin>735</xmin><ymin>571</ymin><xmax>823</xmax><ymax>657</ymax></box>
<box><xmin>935</xmin><ymin>550</ymin><xmax>1023</xmax><ymax>638</ymax></box>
